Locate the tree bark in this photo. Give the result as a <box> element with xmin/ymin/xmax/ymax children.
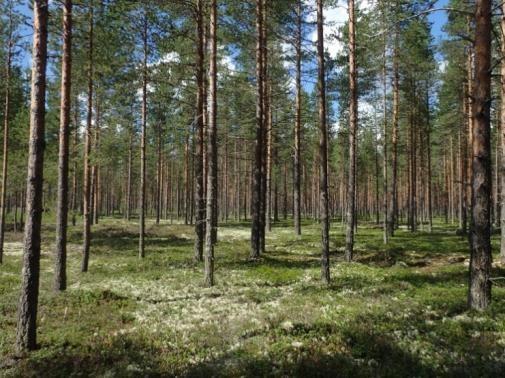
<box><xmin>156</xmin><ymin>121</ymin><xmax>162</xmax><ymax>225</ymax></box>
<box><xmin>204</xmin><ymin>0</ymin><xmax>217</xmax><ymax>287</ymax></box>
<box><xmin>139</xmin><ymin>9</ymin><xmax>148</xmax><ymax>259</ymax></box>
<box><xmin>469</xmin><ymin>0</ymin><xmax>492</xmax><ymax>310</ymax></box>
<box><xmin>194</xmin><ymin>0</ymin><xmax>206</xmax><ymax>262</ymax></box>
<box><xmin>0</xmin><ymin>2</ymin><xmax>13</xmax><ymax>264</ymax></box>
<box><xmin>501</xmin><ymin>2</ymin><xmax>505</xmax><ymax>264</ymax></box>
<box><xmin>250</xmin><ymin>0</ymin><xmax>264</xmax><ymax>259</ymax></box>
<box><xmin>345</xmin><ymin>0</ymin><xmax>357</xmax><ymax>262</ymax></box>
<box><xmin>382</xmin><ymin>27</ymin><xmax>388</xmax><ymax>244</ymax></box>
<box><xmin>293</xmin><ymin>0</ymin><xmax>302</xmax><ymax>236</ymax></box>
<box><xmin>387</xmin><ymin>30</ymin><xmax>399</xmax><ymax>236</ymax></box>
<box><xmin>81</xmin><ymin>1</ymin><xmax>94</xmax><ymax>273</ymax></box>
<box><xmin>16</xmin><ymin>0</ymin><xmax>48</xmax><ymax>352</ymax></box>
<box><xmin>317</xmin><ymin>0</ymin><xmax>330</xmax><ymax>284</ymax></box>
<box><xmin>54</xmin><ymin>0</ymin><xmax>72</xmax><ymax>291</ymax></box>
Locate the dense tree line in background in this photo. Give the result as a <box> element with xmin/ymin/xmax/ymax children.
<box><xmin>0</xmin><ymin>0</ymin><xmax>498</xmax><ymax>351</ymax></box>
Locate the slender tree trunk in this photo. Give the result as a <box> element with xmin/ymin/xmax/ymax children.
<box><xmin>250</xmin><ymin>0</ymin><xmax>264</xmax><ymax>259</ymax></box>
<box><xmin>126</xmin><ymin>128</ymin><xmax>133</xmax><ymax>221</ymax></box>
<box><xmin>92</xmin><ymin>105</ymin><xmax>100</xmax><ymax>225</ymax></box>
<box><xmin>71</xmin><ymin>105</ymin><xmax>78</xmax><ymax>226</ymax></box>
<box><xmin>81</xmin><ymin>2</ymin><xmax>94</xmax><ymax>273</ymax></box>
<box><xmin>259</xmin><ymin>0</ymin><xmax>268</xmax><ymax>253</ymax></box>
<box><xmin>293</xmin><ymin>0</ymin><xmax>302</xmax><ymax>236</ymax></box>
<box><xmin>139</xmin><ymin>11</ymin><xmax>148</xmax><ymax>259</ymax></box>
<box><xmin>345</xmin><ymin>0</ymin><xmax>357</xmax><ymax>262</ymax></box>
<box><xmin>0</xmin><ymin>2</ymin><xmax>13</xmax><ymax>264</ymax></box>
<box><xmin>15</xmin><ymin>0</ymin><xmax>48</xmax><ymax>352</ymax></box>
<box><xmin>501</xmin><ymin>3</ymin><xmax>505</xmax><ymax>264</ymax></box>
<box><xmin>156</xmin><ymin>122</ymin><xmax>162</xmax><ymax>225</ymax></box>
<box><xmin>469</xmin><ymin>0</ymin><xmax>492</xmax><ymax>310</ymax></box>
<box><xmin>460</xmin><ymin>83</ymin><xmax>469</xmax><ymax>234</ymax></box>
<box><xmin>194</xmin><ymin>0</ymin><xmax>206</xmax><ymax>262</ymax></box>
<box><xmin>204</xmin><ymin>0</ymin><xmax>217</xmax><ymax>286</ymax></box>
<box><xmin>266</xmin><ymin>84</ymin><xmax>273</xmax><ymax>232</ymax></box>
<box><xmin>382</xmin><ymin>29</ymin><xmax>388</xmax><ymax>243</ymax></box>
<box><xmin>317</xmin><ymin>0</ymin><xmax>330</xmax><ymax>284</ymax></box>
<box><xmin>387</xmin><ymin>31</ymin><xmax>399</xmax><ymax>236</ymax></box>
<box><xmin>426</xmin><ymin>91</ymin><xmax>433</xmax><ymax>232</ymax></box>
<box><xmin>54</xmin><ymin>0</ymin><xmax>72</xmax><ymax>291</ymax></box>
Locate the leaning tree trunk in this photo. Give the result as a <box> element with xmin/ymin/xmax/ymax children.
<box><xmin>250</xmin><ymin>0</ymin><xmax>264</xmax><ymax>259</ymax></box>
<box><xmin>54</xmin><ymin>0</ymin><xmax>72</xmax><ymax>291</ymax></box>
<box><xmin>345</xmin><ymin>0</ymin><xmax>357</xmax><ymax>262</ymax></box>
<box><xmin>16</xmin><ymin>0</ymin><xmax>49</xmax><ymax>352</ymax></box>
<box><xmin>204</xmin><ymin>0</ymin><xmax>217</xmax><ymax>287</ymax></box>
<box><xmin>317</xmin><ymin>0</ymin><xmax>330</xmax><ymax>284</ymax></box>
<box><xmin>469</xmin><ymin>0</ymin><xmax>492</xmax><ymax>311</ymax></box>
<box><xmin>0</xmin><ymin>2</ymin><xmax>13</xmax><ymax>265</ymax></box>
<box><xmin>293</xmin><ymin>0</ymin><xmax>302</xmax><ymax>236</ymax></box>
<box><xmin>81</xmin><ymin>1</ymin><xmax>94</xmax><ymax>273</ymax></box>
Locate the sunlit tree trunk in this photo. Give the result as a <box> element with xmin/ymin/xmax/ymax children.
<box><xmin>81</xmin><ymin>1</ymin><xmax>94</xmax><ymax>273</ymax></box>
<box><xmin>345</xmin><ymin>0</ymin><xmax>357</xmax><ymax>262</ymax></box>
<box><xmin>15</xmin><ymin>0</ymin><xmax>49</xmax><ymax>352</ymax></box>
<box><xmin>293</xmin><ymin>0</ymin><xmax>302</xmax><ymax>236</ymax></box>
<box><xmin>0</xmin><ymin>2</ymin><xmax>13</xmax><ymax>264</ymax></box>
<box><xmin>204</xmin><ymin>0</ymin><xmax>217</xmax><ymax>286</ymax></box>
<box><xmin>469</xmin><ymin>0</ymin><xmax>492</xmax><ymax>310</ymax></box>
<box><xmin>54</xmin><ymin>0</ymin><xmax>73</xmax><ymax>291</ymax></box>
<box><xmin>317</xmin><ymin>0</ymin><xmax>330</xmax><ymax>283</ymax></box>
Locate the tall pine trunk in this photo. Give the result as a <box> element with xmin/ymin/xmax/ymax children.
<box><xmin>250</xmin><ymin>0</ymin><xmax>264</xmax><ymax>259</ymax></box>
<box><xmin>382</xmin><ymin>28</ymin><xmax>388</xmax><ymax>244</ymax></box>
<box><xmin>0</xmin><ymin>2</ymin><xmax>13</xmax><ymax>264</ymax></box>
<box><xmin>194</xmin><ymin>0</ymin><xmax>206</xmax><ymax>262</ymax></box>
<box><xmin>387</xmin><ymin>31</ymin><xmax>399</xmax><ymax>236</ymax></box>
<box><xmin>345</xmin><ymin>0</ymin><xmax>357</xmax><ymax>262</ymax></box>
<box><xmin>81</xmin><ymin>2</ymin><xmax>94</xmax><ymax>273</ymax></box>
<box><xmin>16</xmin><ymin>0</ymin><xmax>48</xmax><ymax>352</ymax></box>
<box><xmin>500</xmin><ymin>2</ymin><xmax>505</xmax><ymax>264</ymax></box>
<box><xmin>469</xmin><ymin>0</ymin><xmax>492</xmax><ymax>310</ymax></box>
<box><xmin>293</xmin><ymin>0</ymin><xmax>302</xmax><ymax>236</ymax></box>
<box><xmin>54</xmin><ymin>0</ymin><xmax>73</xmax><ymax>291</ymax></box>
<box><xmin>138</xmin><ymin>10</ymin><xmax>148</xmax><ymax>259</ymax></box>
<box><xmin>204</xmin><ymin>0</ymin><xmax>217</xmax><ymax>286</ymax></box>
<box><xmin>317</xmin><ymin>0</ymin><xmax>330</xmax><ymax>284</ymax></box>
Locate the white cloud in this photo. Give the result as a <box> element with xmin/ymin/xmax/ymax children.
<box><xmin>307</xmin><ymin>0</ymin><xmax>374</xmax><ymax>59</ymax></box>
<box><xmin>148</xmin><ymin>52</ymin><xmax>180</xmax><ymax>68</ymax></box>
<box><xmin>221</xmin><ymin>54</ymin><xmax>237</xmax><ymax>72</ymax></box>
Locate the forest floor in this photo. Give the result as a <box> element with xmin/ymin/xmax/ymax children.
<box><xmin>1</xmin><ymin>218</ymin><xmax>505</xmax><ymax>377</ymax></box>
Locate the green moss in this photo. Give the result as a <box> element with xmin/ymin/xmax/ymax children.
<box><xmin>1</xmin><ymin>219</ymin><xmax>505</xmax><ymax>377</ymax></box>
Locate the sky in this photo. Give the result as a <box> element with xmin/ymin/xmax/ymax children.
<box><xmin>15</xmin><ymin>0</ymin><xmax>451</xmax><ymax>84</ymax></box>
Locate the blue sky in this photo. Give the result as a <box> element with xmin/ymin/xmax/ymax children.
<box><xmin>16</xmin><ymin>0</ymin><xmax>450</xmax><ymax>77</ymax></box>
<box><xmin>429</xmin><ymin>0</ymin><xmax>449</xmax><ymax>43</ymax></box>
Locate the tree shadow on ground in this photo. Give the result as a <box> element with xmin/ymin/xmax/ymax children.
<box><xmin>67</xmin><ymin>226</ymin><xmax>193</xmax><ymax>252</ymax></box>
<box><xmin>7</xmin><ymin>318</ymin><xmax>504</xmax><ymax>378</ymax></box>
